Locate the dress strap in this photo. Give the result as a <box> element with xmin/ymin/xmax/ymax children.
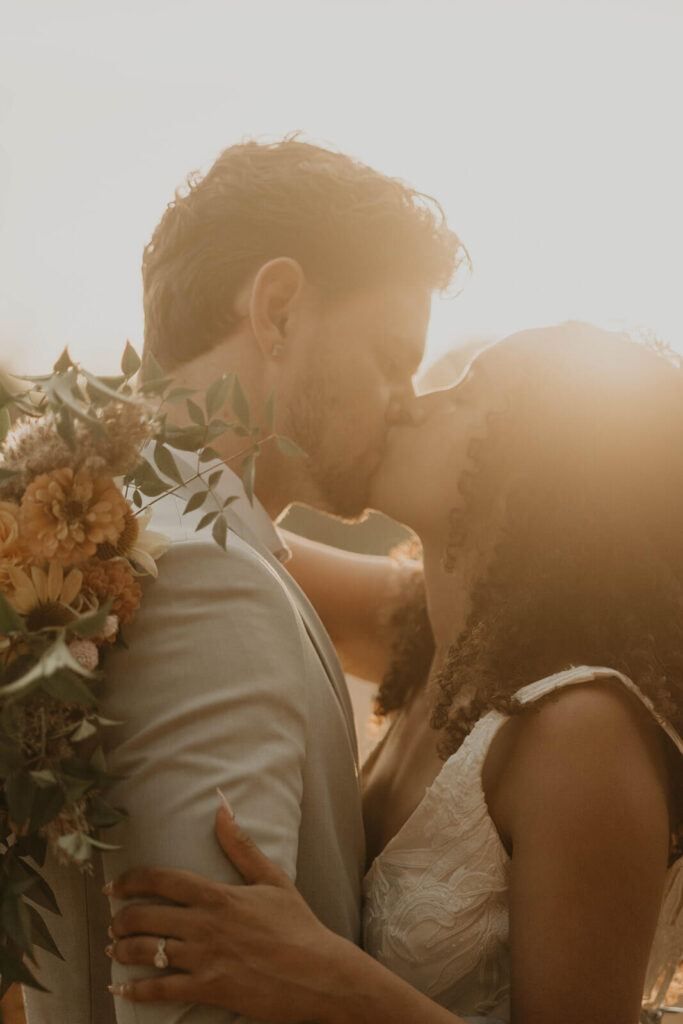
<box><xmin>514</xmin><ymin>665</ymin><xmax>683</xmax><ymax>756</ymax></box>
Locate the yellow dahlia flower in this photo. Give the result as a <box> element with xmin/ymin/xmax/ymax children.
<box><xmin>20</xmin><ymin>468</ymin><xmax>127</xmax><ymax>566</ymax></box>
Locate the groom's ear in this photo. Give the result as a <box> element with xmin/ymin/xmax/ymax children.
<box><xmin>247</xmin><ymin>258</ymin><xmax>307</xmax><ymax>360</ymax></box>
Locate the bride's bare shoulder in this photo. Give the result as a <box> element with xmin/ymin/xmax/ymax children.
<box><xmin>484</xmin><ymin>677</ymin><xmax>671</xmax><ymax>848</ymax></box>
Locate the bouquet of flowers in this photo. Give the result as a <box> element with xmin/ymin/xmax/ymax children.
<box><xmin>0</xmin><ymin>342</ymin><xmax>298</xmax><ymax>992</ymax></box>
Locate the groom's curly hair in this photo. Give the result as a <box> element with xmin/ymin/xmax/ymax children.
<box><xmin>377</xmin><ymin>324</ymin><xmax>683</xmax><ymax>842</ymax></box>
<box><xmin>142</xmin><ymin>136</ymin><xmax>468</xmax><ymax>370</ymax></box>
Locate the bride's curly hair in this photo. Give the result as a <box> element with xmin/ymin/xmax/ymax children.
<box><xmin>378</xmin><ymin>325</ymin><xmax>683</xmax><ymax>811</ymax></box>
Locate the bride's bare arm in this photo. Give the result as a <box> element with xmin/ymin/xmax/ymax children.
<box><xmin>282</xmin><ymin>530</ymin><xmax>420</xmax><ymax>682</ymax></box>
<box><xmin>108</xmin><ymin>803</ymin><xmax>466</xmax><ymax>1024</ymax></box>
<box><xmin>486</xmin><ymin>681</ymin><xmax>671</xmax><ymax>1024</ymax></box>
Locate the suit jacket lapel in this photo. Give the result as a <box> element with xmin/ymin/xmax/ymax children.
<box><xmin>225</xmin><ymin>510</ymin><xmax>360</xmax><ymax>766</ymax></box>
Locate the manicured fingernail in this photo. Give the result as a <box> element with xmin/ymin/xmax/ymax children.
<box><xmin>216</xmin><ymin>787</ymin><xmax>235</xmax><ymax>819</ymax></box>
<box><xmin>107</xmin><ymin>925</ymin><xmax>115</xmax><ymax>939</ymax></box>
<box><xmin>105</xmin><ymin>944</ymin><xmax>113</xmax><ymax>959</ymax></box>
<box><xmin>102</xmin><ymin>881</ymin><xmax>113</xmax><ymax>896</ymax></box>
<box><xmin>108</xmin><ymin>983</ymin><xmax>126</xmax><ymax>996</ymax></box>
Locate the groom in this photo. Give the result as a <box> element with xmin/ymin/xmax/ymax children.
<box><xmin>23</xmin><ymin>138</ymin><xmax>463</xmax><ymax>1023</ymax></box>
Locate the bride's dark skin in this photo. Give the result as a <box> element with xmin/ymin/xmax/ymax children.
<box><xmin>107</xmin><ymin>325</ymin><xmax>680</xmax><ymax>1024</ymax></box>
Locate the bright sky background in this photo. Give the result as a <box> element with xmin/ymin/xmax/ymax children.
<box><xmin>1</xmin><ymin>0</ymin><xmax>682</xmax><ymax>378</ymax></box>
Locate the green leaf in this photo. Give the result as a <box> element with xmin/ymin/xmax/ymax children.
<box><xmin>139</xmin><ymin>374</ymin><xmax>174</xmax><ymax>396</ymax></box>
<box><xmin>199</xmin><ymin>446</ymin><xmax>221</xmax><ymax>463</ymax></box>
<box><xmin>40</xmin><ymin>669</ymin><xmax>96</xmax><ymax>707</ymax></box>
<box><xmin>0</xmin><ymin>591</ymin><xmax>23</xmax><ymax>634</ymax></box>
<box><xmin>275</xmin><ymin>435</ymin><xmax>308</xmax><ymax>458</ymax></box>
<box><xmin>0</xmin><ymin>638</ymin><xmax>90</xmax><ymax>704</ymax></box>
<box><xmin>83</xmin><ymin>835</ymin><xmax>121</xmax><ymax>851</ymax></box>
<box><xmin>55</xmin><ymin>406</ymin><xmax>75</xmax><ymax>448</ymax></box>
<box><xmin>133</xmin><ymin>458</ymin><xmax>168</xmax><ymax>498</ymax></box>
<box><xmin>195</xmin><ymin>510</ymin><xmax>219</xmax><ymax>532</ymax></box>
<box><xmin>264</xmin><ymin>392</ymin><xmax>275</xmax><ymax>433</ymax></box>
<box><xmin>165</xmin><ymin>386</ymin><xmax>197</xmax><ymax>404</ymax></box>
<box><xmin>186</xmin><ymin>398</ymin><xmax>205</xmax><ymax>427</ymax></box>
<box><xmin>57</xmin><ymin>772</ymin><xmax>95</xmax><ymax>804</ymax></box>
<box><xmin>45</xmin><ymin>372</ymin><xmax>105</xmax><ymax>431</ymax></box>
<box><xmin>183</xmin><ymin>490</ymin><xmax>208</xmax><ymax>515</ymax></box>
<box><xmin>205</xmin><ymin>374</ymin><xmax>231</xmax><ymax>420</ymax></box>
<box><xmin>242</xmin><ymin>453</ymin><xmax>257</xmax><ymax>505</ymax></box>
<box><xmin>2</xmin><ymin>889</ymin><xmax>34</xmax><ymax>958</ymax></box>
<box><xmin>132</xmin><ymin>488</ymin><xmax>142</xmax><ymax>508</ymax></box>
<box><xmin>141</xmin><ymin>351</ymin><xmax>164</xmax><ymax>384</ymax></box>
<box><xmin>232</xmin><ymin>376</ymin><xmax>250</xmax><ymax>427</ymax></box>
<box><xmin>204</xmin><ymin>419</ymin><xmax>231</xmax><ymax>445</ymax></box>
<box><xmin>27</xmin><ymin>904</ymin><xmax>63</xmax><ymax>960</ymax></box>
<box><xmin>0</xmin><ymin>406</ymin><xmax>10</xmax><ymax>441</ymax></box>
<box><xmin>0</xmin><ymin>736</ymin><xmax>24</xmax><ymax>777</ymax></box>
<box><xmin>5</xmin><ymin>771</ymin><xmax>37</xmax><ymax>830</ymax></box>
<box><xmin>0</xmin><ymin>941</ymin><xmax>48</xmax><ymax>991</ymax></box>
<box><xmin>94</xmin><ymin>714</ymin><xmax>123</xmax><ymax>727</ymax></box>
<box><xmin>29</xmin><ymin>770</ymin><xmax>57</xmax><ymax>789</ymax></box>
<box><xmin>207</xmin><ymin>469</ymin><xmax>222</xmax><ymax>489</ymax></box>
<box><xmin>121</xmin><ymin>341</ymin><xmax>142</xmax><ymax>378</ymax></box>
<box><xmin>0</xmin><ymin>380</ymin><xmax>16</xmax><ymax>408</ymax></box>
<box><xmin>52</xmin><ymin>348</ymin><xmax>75</xmax><ymax>374</ymax></box>
<box><xmin>80</xmin><ymin>368</ymin><xmax>139</xmax><ymax>408</ymax></box>
<box><xmin>70</xmin><ymin>719</ymin><xmax>98</xmax><ymax>742</ymax></box>
<box><xmin>233</xmin><ymin>424</ymin><xmax>250</xmax><ymax>437</ymax></box>
<box><xmin>223</xmin><ymin>494</ymin><xmax>239</xmax><ymax>509</ymax></box>
<box><xmin>69</xmin><ymin>600</ymin><xmax>112</xmax><ymax>639</ymax></box>
<box><xmin>212</xmin><ymin>514</ymin><xmax>228</xmax><ymax>551</ymax></box>
<box><xmin>162</xmin><ymin>424</ymin><xmax>205</xmax><ymax>452</ymax></box>
<box><xmin>29</xmin><ymin>784</ymin><xmax>66</xmax><ymax>831</ymax></box>
<box><xmin>13</xmin><ymin>860</ymin><xmax>59</xmax><ymax>914</ymax></box>
<box><xmin>87</xmin><ymin>795</ymin><xmax>127</xmax><ymax>828</ymax></box>
<box><xmin>153</xmin><ymin>442</ymin><xmax>184</xmax><ymax>486</ymax></box>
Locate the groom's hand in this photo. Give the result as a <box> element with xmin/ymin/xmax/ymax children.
<box><xmin>107</xmin><ymin>799</ymin><xmax>348</xmax><ymax>1021</ymax></box>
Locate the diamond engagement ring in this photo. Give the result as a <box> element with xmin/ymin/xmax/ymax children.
<box><xmin>153</xmin><ymin>937</ymin><xmax>169</xmax><ymax>969</ymax></box>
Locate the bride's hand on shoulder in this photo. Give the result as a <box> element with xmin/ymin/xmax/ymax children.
<box><xmin>107</xmin><ymin>797</ymin><xmax>359</xmax><ymax>1022</ymax></box>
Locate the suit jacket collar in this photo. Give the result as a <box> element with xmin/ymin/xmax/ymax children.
<box><xmin>151</xmin><ymin>452</ymin><xmax>359</xmax><ymax>765</ymax></box>
<box><xmin>225</xmin><ymin>509</ymin><xmax>360</xmax><ymax>766</ymax></box>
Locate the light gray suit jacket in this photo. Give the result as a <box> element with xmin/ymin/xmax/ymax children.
<box><xmin>24</xmin><ymin>468</ymin><xmax>365</xmax><ymax>1023</ymax></box>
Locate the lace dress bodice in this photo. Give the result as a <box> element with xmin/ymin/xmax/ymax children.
<box><xmin>362</xmin><ymin>666</ymin><xmax>683</xmax><ymax>1021</ymax></box>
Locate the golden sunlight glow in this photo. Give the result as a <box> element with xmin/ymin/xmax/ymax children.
<box><xmin>1</xmin><ymin>0</ymin><xmax>682</xmax><ymax>377</ymax></box>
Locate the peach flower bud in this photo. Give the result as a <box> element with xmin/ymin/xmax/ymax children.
<box><xmin>68</xmin><ymin>638</ymin><xmax>99</xmax><ymax>672</ymax></box>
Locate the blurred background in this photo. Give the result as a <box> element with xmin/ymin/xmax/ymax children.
<box><xmin>2</xmin><ymin>0</ymin><xmax>682</xmax><ymax>377</ymax></box>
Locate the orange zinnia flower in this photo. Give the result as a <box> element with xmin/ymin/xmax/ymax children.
<box><xmin>81</xmin><ymin>557</ymin><xmax>142</xmax><ymax>627</ymax></box>
<box><xmin>0</xmin><ymin>501</ymin><xmax>24</xmax><ymax>587</ymax></box>
<box><xmin>20</xmin><ymin>468</ymin><xmax>127</xmax><ymax>566</ymax></box>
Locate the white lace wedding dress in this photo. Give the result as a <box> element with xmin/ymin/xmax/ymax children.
<box><xmin>363</xmin><ymin>666</ymin><xmax>683</xmax><ymax>1022</ymax></box>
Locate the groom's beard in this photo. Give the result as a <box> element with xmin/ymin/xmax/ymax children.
<box><xmin>287</xmin><ymin>380</ymin><xmax>385</xmax><ymax>520</ymax></box>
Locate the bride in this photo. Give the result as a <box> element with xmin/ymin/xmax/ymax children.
<box><xmin>108</xmin><ymin>322</ymin><xmax>683</xmax><ymax>1024</ymax></box>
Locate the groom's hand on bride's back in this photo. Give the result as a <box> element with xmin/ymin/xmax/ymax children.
<box><xmin>108</xmin><ymin>799</ymin><xmax>346</xmax><ymax>1020</ymax></box>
